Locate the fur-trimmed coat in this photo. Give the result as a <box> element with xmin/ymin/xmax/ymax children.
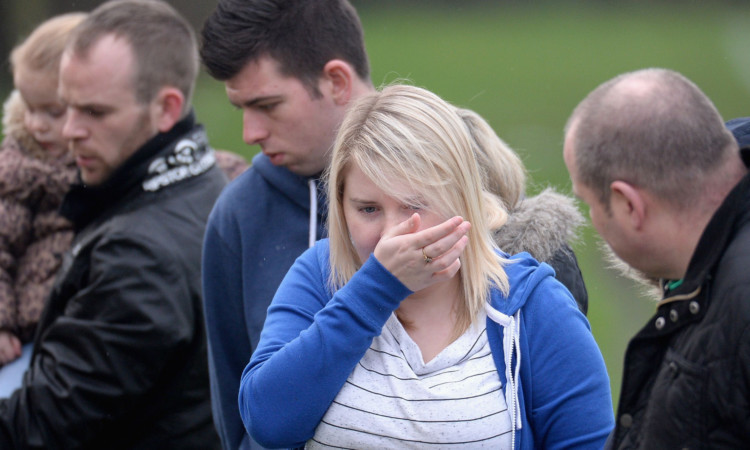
<box><xmin>0</xmin><ymin>90</ymin><xmax>77</xmax><ymax>343</ymax></box>
<box><xmin>495</xmin><ymin>188</ymin><xmax>588</xmax><ymax>313</ymax></box>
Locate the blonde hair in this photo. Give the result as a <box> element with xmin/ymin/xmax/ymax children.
<box><xmin>10</xmin><ymin>12</ymin><xmax>87</xmax><ymax>81</ymax></box>
<box><xmin>326</xmin><ymin>84</ymin><xmax>511</xmax><ymax>333</ymax></box>
<box><xmin>456</xmin><ymin>107</ymin><xmax>527</xmax><ymax>212</ymax></box>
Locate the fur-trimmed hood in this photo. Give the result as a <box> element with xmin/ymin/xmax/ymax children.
<box><xmin>494</xmin><ymin>187</ymin><xmax>584</xmax><ymax>262</ymax></box>
<box><xmin>2</xmin><ymin>90</ymin><xmax>48</xmax><ymax>160</ymax></box>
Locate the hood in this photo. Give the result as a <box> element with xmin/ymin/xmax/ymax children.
<box><xmin>494</xmin><ymin>188</ymin><xmax>583</xmax><ymax>263</ymax></box>
<box><xmin>252</xmin><ymin>153</ymin><xmax>328</xmax><ymax>248</ymax></box>
<box><xmin>2</xmin><ymin>90</ymin><xmax>47</xmax><ymax>160</ymax></box>
<box><xmin>490</xmin><ymin>251</ymin><xmax>555</xmax><ymax>317</ymax></box>
<box><xmin>251</xmin><ymin>152</ymin><xmax>327</xmax><ymax>213</ymax></box>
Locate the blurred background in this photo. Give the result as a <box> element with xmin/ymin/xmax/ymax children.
<box><xmin>2</xmin><ymin>0</ymin><xmax>749</xmax><ymax>410</ymax></box>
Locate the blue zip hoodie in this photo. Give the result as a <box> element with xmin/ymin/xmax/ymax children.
<box><xmin>240</xmin><ymin>239</ymin><xmax>613</xmax><ymax>449</ymax></box>
<box><xmin>202</xmin><ymin>153</ymin><xmax>327</xmax><ymax>450</ymax></box>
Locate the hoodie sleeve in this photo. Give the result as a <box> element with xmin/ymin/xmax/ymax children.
<box><xmin>520</xmin><ymin>274</ymin><xmax>614</xmax><ymax>448</ymax></box>
<box><xmin>239</xmin><ymin>241</ymin><xmax>412</xmax><ymax>448</ymax></box>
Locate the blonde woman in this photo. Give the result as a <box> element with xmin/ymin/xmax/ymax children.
<box><xmin>240</xmin><ymin>85</ymin><xmax>613</xmax><ymax>448</ymax></box>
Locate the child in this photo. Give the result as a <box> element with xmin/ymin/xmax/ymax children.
<box><xmin>0</xmin><ymin>13</ymin><xmax>86</xmax><ymax>380</ymax></box>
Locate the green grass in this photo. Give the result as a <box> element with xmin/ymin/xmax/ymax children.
<box><xmin>192</xmin><ymin>3</ymin><xmax>750</xmax><ymax>410</ymax></box>
<box><xmin>4</xmin><ymin>2</ymin><xmax>748</xmax><ymax>412</ymax></box>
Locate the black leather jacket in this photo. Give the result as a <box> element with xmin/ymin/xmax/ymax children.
<box><xmin>0</xmin><ymin>114</ymin><xmax>225</xmax><ymax>449</ymax></box>
<box><xmin>609</xmin><ymin>142</ymin><xmax>750</xmax><ymax>448</ymax></box>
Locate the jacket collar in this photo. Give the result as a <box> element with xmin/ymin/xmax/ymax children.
<box><xmin>741</xmin><ymin>146</ymin><xmax>750</xmax><ymax>167</ymax></box>
<box><xmin>665</xmin><ymin>150</ymin><xmax>750</xmax><ymax>303</ymax></box>
<box><xmin>60</xmin><ymin>112</ymin><xmax>206</xmax><ymax>230</ymax></box>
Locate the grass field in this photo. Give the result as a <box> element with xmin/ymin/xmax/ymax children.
<box><xmin>192</xmin><ymin>2</ymin><xmax>750</xmax><ymax>409</ymax></box>
<box><xmin>2</xmin><ymin>1</ymin><xmax>747</xmax><ymax>412</ymax></box>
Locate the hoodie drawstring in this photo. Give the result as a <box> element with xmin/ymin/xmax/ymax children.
<box><xmin>485</xmin><ymin>302</ymin><xmax>522</xmax><ymax>448</ymax></box>
<box><xmin>308</xmin><ymin>179</ymin><xmax>317</xmax><ymax>248</ymax></box>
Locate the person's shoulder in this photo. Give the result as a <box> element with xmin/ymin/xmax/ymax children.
<box><xmin>310</xmin><ymin>238</ymin><xmax>331</xmax><ymax>264</ymax></box>
<box><xmin>715</xmin><ymin>219</ymin><xmax>750</xmax><ymax>289</ymax></box>
<box><xmin>500</xmin><ymin>252</ymin><xmax>579</xmax><ymax>316</ymax></box>
<box><xmin>725</xmin><ymin>116</ymin><xmax>750</xmax><ymax>135</ymax></box>
<box><xmin>726</xmin><ymin>116</ymin><xmax>750</xmax><ymax>149</ymax></box>
<box><xmin>504</xmin><ymin>252</ymin><xmax>554</xmax><ymax>288</ymax></box>
<box><xmin>206</xmin><ymin>165</ymin><xmax>261</xmax><ymax>221</ymax></box>
<box><xmin>290</xmin><ymin>238</ymin><xmax>330</xmax><ymax>268</ymax></box>
<box><xmin>210</xmin><ymin>156</ymin><xmax>300</xmax><ymax>220</ymax></box>
<box><xmin>213</xmin><ymin>149</ymin><xmax>249</xmax><ymax>181</ymax></box>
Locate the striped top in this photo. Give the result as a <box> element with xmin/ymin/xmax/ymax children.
<box><xmin>307</xmin><ymin>311</ymin><xmax>512</xmax><ymax>448</ymax></box>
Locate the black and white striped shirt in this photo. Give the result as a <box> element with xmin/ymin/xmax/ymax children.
<box><xmin>307</xmin><ymin>312</ymin><xmax>512</xmax><ymax>448</ymax></box>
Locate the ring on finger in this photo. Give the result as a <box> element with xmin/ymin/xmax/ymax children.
<box><xmin>422</xmin><ymin>247</ymin><xmax>433</xmax><ymax>264</ymax></box>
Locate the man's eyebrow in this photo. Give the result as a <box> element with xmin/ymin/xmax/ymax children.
<box><xmin>232</xmin><ymin>95</ymin><xmax>282</xmax><ymax>108</ymax></box>
<box><xmin>68</xmin><ymin>101</ymin><xmax>110</xmax><ymax>111</ymax></box>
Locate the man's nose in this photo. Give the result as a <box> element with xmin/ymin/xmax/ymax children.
<box><xmin>242</xmin><ymin>111</ymin><xmax>269</xmax><ymax>145</ymax></box>
<box><xmin>61</xmin><ymin>109</ymin><xmax>87</xmax><ymax>140</ymax></box>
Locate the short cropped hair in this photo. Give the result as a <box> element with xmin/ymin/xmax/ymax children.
<box><xmin>326</xmin><ymin>84</ymin><xmax>511</xmax><ymax>334</ymax></box>
<box><xmin>67</xmin><ymin>0</ymin><xmax>198</xmax><ymax>112</ymax></box>
<box><xmin>10</xmin><ymin>12</ymin><xmax>87</xmax><ymax>80</ymax></box>
<box><xmin>200</xmin><ymin>0</ymin><xmax>370</xmax><ymax>95</ymax></box>
<box><xmin>566</xmin><ymin>68</ymin><xmax>737</xmax><ymax>210</ymax></box>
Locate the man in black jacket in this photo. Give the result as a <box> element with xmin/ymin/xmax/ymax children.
<box><xmin>563</xmin><ymin>68</ymin><xmax>750</xmax><ymax>448</ymax></box>
<box><xmin>0</xmin><ymin>1</ymin><xmax>223</xmax><ymax>448</ymax></box>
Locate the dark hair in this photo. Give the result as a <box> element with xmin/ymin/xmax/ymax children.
<box><xmin>68</xmin><ymin>0</ymin><xmax>198</xmax><ymax>112</ymax></box>
<box><xmin>566</xmin><ymin>68</ymin><xmax>737</xmax><ymax>210</ymax></box>
<box><xmin>200</xmin><ymin>0</ymin><xmax>370</xmax><ymax>95</ymax></box>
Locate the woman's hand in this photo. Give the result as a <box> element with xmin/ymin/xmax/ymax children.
<box><xmin>0</xmin><ymin>330</ymin><xmax>22</xmax><ymax>365</ymax></box>
<box><xmin>373</xmin><ymin>213</ymin><xmax>471</xmax><ymax>292</ymax></box>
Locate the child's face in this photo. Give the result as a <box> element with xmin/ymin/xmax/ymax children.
<box><xmin>15</xmin><ymin>70</ymin><xmax>69</xmax><ymax>158</ymax></box>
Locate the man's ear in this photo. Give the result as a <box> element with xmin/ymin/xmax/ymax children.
<box><xmin>322</xmin><ymin>59</ymin><xmax>354</xmax><ymax>106</ymax></box>
<box><xmin>152</xmin><ymin>87</ymin><xmax>185</xmax><ymax>132</ymax></box>
<box><xmin>610</xmin><ymin>180</ymin><xmax>646</xmax><ymax>230</ymax></box>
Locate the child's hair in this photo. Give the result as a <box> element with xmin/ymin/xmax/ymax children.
<box><xmin>10</xmin><ymin>12</ymin><xmax>87</xmax><ymax>80</ymax></box>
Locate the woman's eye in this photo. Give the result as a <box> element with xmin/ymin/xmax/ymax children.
<box><xmin>360</xmin><ymin>206</ymin><xmax>377</xmax><ymax>214</ymax></box>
